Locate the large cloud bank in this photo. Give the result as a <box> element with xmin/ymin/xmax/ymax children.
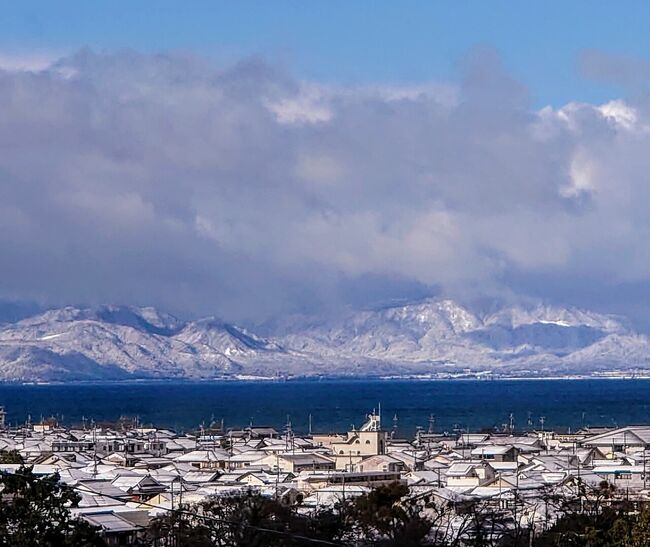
<box><xmin>0</xmin><ymin>50</ymin><xmax>648</xmax><ymax>326</ymax></box>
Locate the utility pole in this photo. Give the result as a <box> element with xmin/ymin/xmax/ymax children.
<box><xmin>92</xmin><ymin>421</ymin><xmax>98</xmax><ymax>478</ymax></box>
<box><xmin>275</xmin><ymin>453</ymin><xmax>280</xmax><ymax>499</ymax></box>
<box><xmin>514</xmin><ymin>463</ymin><xmax>519</xmax><ymax>532</ymax></box>
<box><xmin>284</xmin><ymin>415</ymin><xmax>292</xmax><ymax>451</ymax></box>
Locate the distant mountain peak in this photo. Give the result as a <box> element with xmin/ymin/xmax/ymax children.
<box><xmin>14</xmin><ymin>305</ymin><xmax>184</xmax><ymax>336</ymax></box>
<box><xmin>0</xmin><ymin>299</ymin><xmax>647</xmax><ymax>382</ymax></box>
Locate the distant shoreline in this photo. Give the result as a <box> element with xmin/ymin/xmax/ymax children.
<box><xmin>5</xmin><ymin>373</ymin><xmax>650</xmax><ymax>387</ymax></box>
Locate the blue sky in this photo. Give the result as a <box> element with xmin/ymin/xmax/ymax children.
<box><xmin>2</xmin><ymin>1</ymin><xmax>649</xmax><ymax>106</ymax></box>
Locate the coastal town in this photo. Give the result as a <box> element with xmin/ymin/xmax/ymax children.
<box><xmin>2</xmin><ymin>405</ymin><xmax>650</xmax><ymax>544</ymax></box>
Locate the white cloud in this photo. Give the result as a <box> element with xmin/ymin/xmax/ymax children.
<box><xmin>598</xmin><ymin>99</ymin><xmax>638</xmax><ymax>129</ymax></box>
<box><xmin>0</xmin><ymin>50</ymin><xmax>648</xmax><ymax>325</ymax></box>
<box><xmin>562</xmin><ymin>148</ymin><xmax>596</xmax><ymax>198</ymax></box>
<box><xmin>0</xmin><ymin>50</ymin><xmax>65</xmax><ymax>72</ymax></box>
<box><xmin>266</xmin><ymin>84</ymin><xmax>333</xmax><ymax>125</ymax></box>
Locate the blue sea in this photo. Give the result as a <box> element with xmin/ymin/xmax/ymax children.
<box><xmin>2</xmin><ymin>379</ymin><xmax>649</xmax><ymax>436</ymax></box>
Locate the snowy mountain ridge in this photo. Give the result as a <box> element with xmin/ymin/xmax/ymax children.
<box><xmin>0</xmin><ymin>299</ymin><xmax>647</xmax><ymax>382</ymax></box>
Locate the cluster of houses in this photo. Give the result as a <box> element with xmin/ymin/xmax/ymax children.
<box><xmin>3</xmin><ymin>407</ymin><xmax>650</xmax><ymax>544</ymax></box>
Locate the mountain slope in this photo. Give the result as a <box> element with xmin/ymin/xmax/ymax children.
<box><xmin>277</xmin><ymin>300</ymin><xmax>650</xmax><ymax>374</ymax></box>
<box><xmin>0</xmin><ymin>301</ymin><xmax>648</xmax><ymax>381</ymax></box>
<box><xmin>0</xmin><ymin>306</ymin><xmax>254</xmax><ymax>381</ymax></box>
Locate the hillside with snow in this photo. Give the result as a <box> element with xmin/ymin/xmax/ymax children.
<box><xmin>0</xmin><ymin>300</ymin><xmax>648</xmax><ymax>381</ymax></box>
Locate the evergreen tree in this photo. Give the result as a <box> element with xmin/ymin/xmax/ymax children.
<box><xmin>0</xmin><ymin>466</ymin><xmax>105</xmax><ymax>547</ymax></box>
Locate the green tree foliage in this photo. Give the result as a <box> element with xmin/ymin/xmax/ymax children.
<box><xmin>628</xmin><ymin>504</ymin><xmax>650</xmax><ymax>546</ymax></box>
<box><xmin>532</xmin><ymin>481</ymin><xmax>650</xmax><ymax>547</ymax></box>
<box><xmin>342</xmin><ymin>481</ymin><xmax>434</xmax><ymax>546</ymax></box>
<box><xmin>146</xmin><ymin>489</ymin><xmax>348</xmax><ymax>546</ymax></box>
<box><xmin>145</xmin><ymin>479</ymin><xmax>650</xmax><ymax>547</ymax></box>
<box><xmin>146</xmin><ymin>482</ymin><xmax>442</xmax><ymax>546</ymax></box>
<box><xmin>146</xmin><ymin>507</ymin><xmax>214</xmax><ymax>547</ymax></box>
<box><xmin>0</xmin><ymin>450</ymin><xmax>24</xmax><ymax>464</ymax></box>
<box><xmin>0</xmin><ymin>466</ymin><xmax>105</xmax><ymax>547</ymax></box>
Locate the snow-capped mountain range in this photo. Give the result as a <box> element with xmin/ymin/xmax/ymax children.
<box><xmin>0</xmin><ymin>299</ymin><xmax>648</xmax><ymax>382</ymax></box>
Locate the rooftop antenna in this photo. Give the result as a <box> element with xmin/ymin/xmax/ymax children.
<box><xmin>392</xmin><ymin>414</ymin><xmax>398</xmax><ymax>439</ymax></box>
<box><xmin>415</xmin><ymin>426</ymin><xmax>423</xmax><ymax>447</ymax></box>
<box><xmin>539</xmin><ymin>416</ymin><xmax>546</xmax><ymax>432</ymax></box>
<box><xmin>285</xmin><ymin>415</ymin><xmax>293</xmax><ymax>452</ymax></box>
<box><xmin>428</xmin><ymin>414</ymin><xmax>435</xmax><ymax>435</ymax></box>
<box><xmin>509</xmin><ymin>413</ymin><xmax>514</xmax><ymax>433</ymax></box>
<box><xmin>378</xmin><ymin>402</ymin><xmax>382</xmax><ymax>430</ymax></box>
